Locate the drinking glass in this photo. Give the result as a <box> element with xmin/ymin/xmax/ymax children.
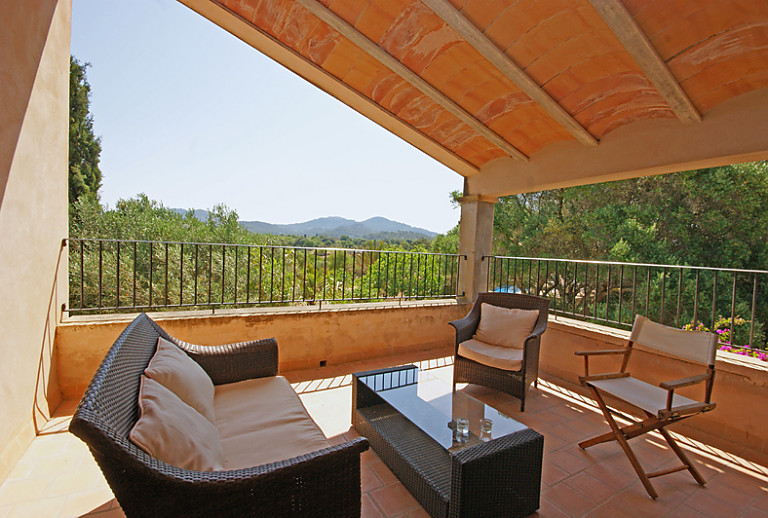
<box><xmin>480</xmin><ymin>418</ymin><xmax>493</xmax><ymax>441</ymax></box>
<box><xmin>455</xmin><ymin>417</ymin><xmax>469</xmax><ymax>443</ymax></box>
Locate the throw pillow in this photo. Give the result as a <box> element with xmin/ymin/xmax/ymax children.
<box><xmin>130</xmin><ymin>376</ymin><xmax>225</xmax><ymax>471</ymax></box>
<box><xmin>473</xmin><ymin>303</ymin><xmax>539</xmax><ymax>349</ymax></box>
<box><xmin>144</xmin><ymin>337</ymin><xmax>216</xmax><ymax>423</ymax></box>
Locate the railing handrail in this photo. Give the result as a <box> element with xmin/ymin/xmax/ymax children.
<box><xmin>67</xmin><ymin>237</ymin><xmax>465</xmax><ymax>258</ymax></box>
<box><xmin>483</xmin><ymin>255</ymin><xmax>768</xmax><ymax>275</ymax></box>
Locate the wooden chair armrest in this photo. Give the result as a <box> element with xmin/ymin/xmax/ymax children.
<box><xmin>575</xmin><ymin>349</ymin><xmax>627</xmax><ymax>356</ymax></box>
<box><xmin>658</xmin><ymin>402</ymin><xmax>716</xmax><ymax>419</ymax></box>
<box><xmin>659</xmin><ymin>373</ymin><xmax>710</xmax><ymax>390</ymax></box>
<box><xmin>579</xmin><ymin>372</ymin><xmax>630</xmax><ymax>383</ymax></box>
<box><xmin>576</xmin><ymin>348</ymin><xmax>629</xmax><ymax>378</ymax></box>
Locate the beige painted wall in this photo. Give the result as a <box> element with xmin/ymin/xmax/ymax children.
<box><xmin>541</xmin><ymin>317</ymin><xmax>768</xmax><ymax>463</ymax></box>
<box><xmin>55</xmin><ymin>302</ymin><xmax>466</xmax><ymax>399</ymax></box>
<box><xmin>0</xmin><ymin>0</ymin><xmax>70</xmax><ymax>483</ymax></box>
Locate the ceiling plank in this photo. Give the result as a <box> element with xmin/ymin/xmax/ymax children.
<box><xmin>471</xmin><ymin>89</ymin><xmax>768</xmax><ymax>197</ymax></box>
<box><xmin>423</xmin><ymin>0</ymin><xmax>598</xmax><ymax>147</ymax></box>
<box><xmin>589</xmin><ymin>0</ymin><xmax>701</xmax><ymax>124</ymax></box>
<box><xmin>182</xmin><ymin>0</ymin><xmax>479</xmax><ymax>176</ymax></box>
<box><xmin>294</xmin><ymin>0</ymin><xmax>528</xmax><ymax>161</ymax></box>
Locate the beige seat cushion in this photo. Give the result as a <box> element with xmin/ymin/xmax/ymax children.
<box><xmin>588</xmin><ymin>376</ymin><xmax>699</xmax><ymax>416</ymax></box>
<box><xmin>474</xmin><ymin>303</ymin><xmax>539</xmax><ymax>349</ymax></box>
<box><xmin>458</xmin><ymin>339</ymin><xmax>524</xmax><ymax>371</ymax></box>
<box><xmin>144</xmin><ymin>337</ymin><xmax>216</xmax><ymax>423</ymax></box>
<box><xmin>129</xmin><ymin>376</ymin><xmax>225</xmax><ymax>471</ymax></box>
<box><xmin>214</xmin><ymin>376</ymin><xmax>330</xmax><ymax>470</ymax></box>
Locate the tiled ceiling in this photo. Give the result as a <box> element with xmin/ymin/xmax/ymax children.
<box><xmin>181</xmin><ymin>0</ymin><xmax>768</xmax><ymax>192</ymax></box>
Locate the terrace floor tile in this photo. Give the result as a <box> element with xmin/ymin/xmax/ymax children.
<box><xmin>1</xmin><ymin>351</ymin><xmax>766</xmax><ymax>517</ymax></box>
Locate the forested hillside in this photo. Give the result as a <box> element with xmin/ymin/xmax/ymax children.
<box><xmin>72</xmin><ymin>194</ymin><xmax>433</xmax><ymax>251</ymax></box>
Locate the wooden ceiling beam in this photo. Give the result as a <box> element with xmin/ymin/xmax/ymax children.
<box><xmin>423</xmin><ymin>0</ymin><xmax>598</xmax><ymax>147</ymax></box>
<box><xmin>182</xmin><ymin>0</ymin><xmax>479</xmax><ymax>176</ymax></box>
<box><xmin>295</xmin><ymin>0</ymin><xmax>528</xmax><ymax>161</ymax></box>
<box><xmin>589</xmin><ymin>0</ymin><xmax>701</xmax><ymax>124</ymax></box>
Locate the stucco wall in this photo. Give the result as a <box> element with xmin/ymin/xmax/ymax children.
<box><xmin>55</xmin><ymin>301</ymin><xmax>466</xmax><ymax>399</ymax></box>
<box><xmin>0</xmin><ymin>0</ymin><xmax>70</xmax><ymax>483</ymax></box>
<box><xmin>541</xmin><ymin>316</ymin><xmax>768</xmax><ymax>463</ymax></box>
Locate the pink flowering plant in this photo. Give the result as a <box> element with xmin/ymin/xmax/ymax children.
<box><xmin>683</xmin><ymin>316</ymin><xmax>768</xmax><ymax>362</ymax></box>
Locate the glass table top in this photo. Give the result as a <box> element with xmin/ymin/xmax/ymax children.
<box><xmin>357</xmin><ymin>366</ymin><xmax>527</xmax><ymax>451</ymax></box>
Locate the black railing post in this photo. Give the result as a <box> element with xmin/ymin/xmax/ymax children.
<box><xmin>180</xmin><ymin>243</ymin><xmax>184</xmax><ymax>307</ymax></box>
<box><xmin>693</xmin><ymin>269</ymin><xmax>700</xmax><ymax>325</ymax></box>
<box><xmin>711</xmin><ymin>270</ymin><xmax>719</xmax><ymax>330</ymax></box>
<box><xmin>730</xmin><ymin>274</ymin><xmax>737</xmax><ymax>345</ymax></box>
<box><xmin>750</xmin><ymin>274</ymin><xmax>758</xmax><ymax>347</ymax></box>
<box><xmin>116</xmin><ymin>241</ymin><xmax>120</xmax><ymax>309</ymax></box>
<box><xmin>98</xmin><ymin>240</ymin><xmax>103</xmax><ymax>310</ymax></box>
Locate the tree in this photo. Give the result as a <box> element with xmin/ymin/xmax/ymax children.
<box><xmin>484</xmin><ymin>162</ymin><xmax>768</xmax><ymax>270</ymax></box>
<box><xmin>69</xmin><ymin>56</ymin><xmax>102</xmax><ymax>209</ymax></box>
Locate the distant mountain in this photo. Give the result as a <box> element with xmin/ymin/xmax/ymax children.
<box><xmin>171</xmin><ymin>208</ymin><xmax>209</xmax><ymax>222</ymax></box>
<box><xmin>241</xmin><ymin>216</ymin><xmax>437</xmax><ymax>239</ymax></box>
<box><xmin>172</xmin><ymin>210</ymin><xmax>437</xmax><ymax>240</ymax></box>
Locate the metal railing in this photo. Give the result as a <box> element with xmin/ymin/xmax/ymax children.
<box><xmin>485</xmin><ymin>256</ymin><xmax>768</xmax><ymax>348</ymax></box>
<box><xmin>66</xmin><ymin>238</ymin><xmax>464</xmax><ymax>314</ymax></box>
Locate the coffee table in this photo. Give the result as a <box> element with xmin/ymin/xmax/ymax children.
<box><xmin>352</xmin><ymin>365</ymin><xmax>543</xmax><ymax>518</ymax></box>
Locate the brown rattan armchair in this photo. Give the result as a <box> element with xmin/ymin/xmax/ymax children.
<box><xmin>450</xmin><ymin>293</ymin><xmax>549</xmax><ymax>411</ymax></box>
<box><xmin>69</xmin><ymin>313</ymin><xmax>368</xmax><ymax>517</ymax></box>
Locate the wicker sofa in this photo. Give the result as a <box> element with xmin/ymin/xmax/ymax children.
<box><xmin>69</xmin><ymin>313</ymin><xmax>368</xmax><ymax>517</ymax></box>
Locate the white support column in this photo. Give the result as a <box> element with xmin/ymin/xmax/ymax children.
<box><xmin>457</xmin><ymin>194</ymin><xmax>497</xmax><ymax>304</ymax></box>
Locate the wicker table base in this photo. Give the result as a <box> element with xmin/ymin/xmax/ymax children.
<box><xmin>353</xmin><ymin>365</ymin><xmax>543</xmax><ymax>518</ymax></box>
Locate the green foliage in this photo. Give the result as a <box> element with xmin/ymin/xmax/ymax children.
<box><xmin>74</xmin><ymin>194</ymin><xmax>267</xmax><ymax>244</ymax></box>
<box><xmin>489</xmin><ymin>162</ymin><xmax>768</xmax><ymax>270</ymax></box>
<box><xmin>69</xmin><ymin>57</ymin><xmax>102</xmax><ymax>211</ymax></box>
<box><xmin>432</xmin><ymin>225</ymin><xmax>459</xmax><ymax>254</ymax></box>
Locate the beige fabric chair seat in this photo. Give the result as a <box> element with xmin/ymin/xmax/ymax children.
<box><xmin>458</xmin><ymin>339</ymin><xmax>523</xmax><ymax>371</ymax></box>
<box><xmin>588</xmin><ymin>377</ymin><xmax>698</xmax><ymax>417</ymax></box>
<box><xmin>214</xmin><ymin>376</ymin><xmax>330</xmax><ymax>470</ymax></box>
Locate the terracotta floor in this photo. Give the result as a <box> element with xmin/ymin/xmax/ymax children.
<box><xmin>1</xmin><ymin>351</ymin><xmax>768</xmax><ymax>518</ymax></box>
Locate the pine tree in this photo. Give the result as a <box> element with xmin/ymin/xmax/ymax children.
<box><xmin>69</xmin><ymin>56</ymin><xmax>102</xmax><ymax>207</ymax></box>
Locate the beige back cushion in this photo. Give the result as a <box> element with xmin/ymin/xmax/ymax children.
<box><xmin>144</xmin><ymin>337</ymin><xmax>216</xmax><ymax>423</ymax></box>
<box><xmin>630</xmin><ymin>315</ymin><xmax>718</xmax><ymax>365</ymax></box>
<box><xmin>473</xmin><ymin>303</ymin><xmax>540</xmax><ymax>349</ymax></box>
<box><xmin>130</xmin><ymin>376</ymin><xmax>225</xmax><ymax>471</ymax></box>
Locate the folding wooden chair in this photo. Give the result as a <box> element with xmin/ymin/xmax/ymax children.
<box><xmin>575</xmin><ymin>315</ymin><xmax>717</xmax><ymax>498</ymax></box>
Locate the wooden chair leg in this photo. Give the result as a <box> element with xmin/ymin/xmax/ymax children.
<box><xmin>657</xmin><ymin>427</ymin><xmax>707</xmax><ymax>486</ymax></box>
<box><xmin>583</xmin><ymin>386</ymin><xmax>659</xmax><ymax>499</ymax></box>
<box><xmin>579</xmin><ymin>429</ymin><xmax>617</xmax><ymax>449</ymax></box>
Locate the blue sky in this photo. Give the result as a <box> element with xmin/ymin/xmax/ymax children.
<box><xmin>70</xmin><ymin>0</ymin><xmax>463</xmax><ymax>233</ymax></box>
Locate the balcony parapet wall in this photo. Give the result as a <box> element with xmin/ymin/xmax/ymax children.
<box><xmin>540</xmin><ymin>316</ymin><xmax>768</xmax><ymax>464</ymax></box>
<box><xmin>54</xmin><ymin>300</ymin><xmax>466</xmax><ymax>400</ymax></box>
